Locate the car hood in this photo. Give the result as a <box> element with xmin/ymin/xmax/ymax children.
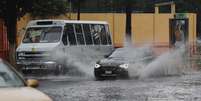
<box><xmin>99</xmin><ymin>58</ymin><xmax>126</xmax><ymax>66</ymax></box>
<box><xmin>16</xmin><ymin>43</ymin><xmax>60</xmax><ymax>52</ymax></box>
<box><xmin>0</xmin><ymin>87</ymin><xmax>52</xmax><ymax>101</ymax></box>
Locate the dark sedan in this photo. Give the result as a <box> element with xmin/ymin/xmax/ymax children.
<box><xmin>94</xmin><ymin>57</ymin><xmax>129</xmax><ymax>80</ymax></box>
<box><xmin>94</xmin><ymin>48</ymin><xmax>154</xmax><ymax>80</ymax></box>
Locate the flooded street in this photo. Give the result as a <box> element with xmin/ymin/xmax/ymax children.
<box><xmin>36</xmin><ymin>45</ymin><xmax>200</xmax><ymax>101</ymax></box>
<box><xmin>38</xmin><ymin>72</ymin><xmax>201</xmax><ymax>101</ymax></box>
<box><xmin>1</xmin><ymin>1</ymin><xmax>201</xmax><ymax>101</ymax></box>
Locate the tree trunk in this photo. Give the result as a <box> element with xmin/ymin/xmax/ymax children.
<box><xmin>5</xmin><ymin>0</ymin><xmax>17</xmax><ymax>66</ymax></box>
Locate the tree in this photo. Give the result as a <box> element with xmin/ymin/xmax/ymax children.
<box><xmin>30</xmin><ymin>0</ymin><xmax>69</xmax><ymax>18</ymax></box>
<box><xmin>0</xmin><ymin>0</ymin><xmax>69</xmax><ymax>63</ymax></box>
<box><xmin>0</xmin><ymin>0</ymin><xmax>70</xmax><ymax>43</ymax></box>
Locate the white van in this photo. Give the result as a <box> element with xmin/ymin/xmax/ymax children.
<box><xmin>16</xmin><ymin>20</ymin><xmax>114</xmax><ymax>74</ymax></box>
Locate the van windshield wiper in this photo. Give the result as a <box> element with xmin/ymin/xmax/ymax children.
<box><xmin>40</xmin><ymin>40</ymin><xmax>49</xmax><ymax>43</ymax></box>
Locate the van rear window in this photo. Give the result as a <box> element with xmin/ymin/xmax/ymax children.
<box><xmin>63</xmin><ymin>23</ymin><xmax>112</xmax><ymax>45</ymax></box>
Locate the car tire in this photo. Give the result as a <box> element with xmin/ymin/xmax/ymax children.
<box><xmin>54</xmin><ymin>64</ymin><xmax>66</xmax><ymax>75</ymax></box>
<box><xmin>121</xmin><ymin>71</ymin><xmax>129</xmax><ymax>79</ymax></box>
<box><xmin>95</xmin><ymin>76</ymin><xmax>104</xmax><ymax>81</ymax></box>
<box><xmin>94</xmin><ymin>71</ymin><xmax>104</xmax><ymax>80</ymax></box>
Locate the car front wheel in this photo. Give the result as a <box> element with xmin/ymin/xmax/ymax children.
<box><xmin>120</xmin><ymin>71</ymin><xmax>129</xmax><ymax>79</ymax></box>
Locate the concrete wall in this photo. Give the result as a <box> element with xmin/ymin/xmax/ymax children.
<box><xmin>132</xmin><ymin>13</ymin><xmax>174</xmax><ymax>46</ymax></box>
<box><xmin>132</xmin><ymin>13</ymin><xmax>196</xmax><ymax>45</ymax></box>
<box><xmin>154</xmin><ymin>14</ymin><xmax>174</xmax><ymax>45</ymax></box>
<box><xmin>188</xmin><ymin>13</ymin><xmax>197</xmax><ymax>43</ymax></box>
<box><xmin>132</xmin><ymin>13</ymin><xmax>196</xmax><ymax>55</ymax></box>
<box><xmin>132</xmin><ymin>14</ymin><xmax>154</xmax><ymax>44</ymax></box>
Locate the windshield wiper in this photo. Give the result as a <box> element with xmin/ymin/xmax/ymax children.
<box><xmin>40</xmin><ymin>40</ymin><xmax>49</xmax><ymax>43</ymax></box>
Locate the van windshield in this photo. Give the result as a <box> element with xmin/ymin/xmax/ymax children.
<box><xmin>23</xmin><ymin>27</ymin><xmax>62</xmax><ymax>43</ymax></box>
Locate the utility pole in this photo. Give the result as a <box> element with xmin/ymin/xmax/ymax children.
<box><xmin>77</xmin><ymin>0</ymin><xmax>80</xmax><ymax>20</ymax></box>
<box><xmin>68</xmin><ymin>0</ymin><xmax>72</xmax><ymax>19</ymax></box>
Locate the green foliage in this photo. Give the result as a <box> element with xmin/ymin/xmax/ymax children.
<box><xmin>0</xmin><ymin>0</ymin><xmax>69</xmax><ymax>19</ymax></box>
<box><xmin>0</xmin><ymin>0</ymin><xmax>69</xmax><ymax>45</ymax></box>
<box><xmin>0</xmin><ymin>0</ymin><xmax>7</xmax><ymax>18</ymax></box>
<box><xmin>30</xmin><ymin>0</ymin><xmax>69</xmax><ymax>17</ymax></box>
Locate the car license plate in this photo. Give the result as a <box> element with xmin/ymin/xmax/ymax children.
<box><xmin>105</xmin><ymin>71</ymin><xmax>112</xmax><ymax>74</ymax></box>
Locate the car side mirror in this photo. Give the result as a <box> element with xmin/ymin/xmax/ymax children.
<box><xmin>27</xmin><ymin>79</ymin><xmax>39</xmax><ymax>88</ymax></box>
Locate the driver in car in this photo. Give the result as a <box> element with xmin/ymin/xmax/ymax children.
<box><xmin>30</xmin><ymin>31</ymin><xmax>41</xmax><ymax>43</ymax></box>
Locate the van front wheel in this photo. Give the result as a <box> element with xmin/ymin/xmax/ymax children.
<box><xmin>54</xmin><ymin>64</ymin><xmax>66</xmax><ymax>75</ymax></box>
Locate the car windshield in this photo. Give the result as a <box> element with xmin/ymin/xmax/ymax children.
<box><xmin>23</xmin><ymin>26</ymin><xmax>62</xmax><ymax>43</ymax></box>
<box><xmin>0</xmin><ymin>61</ymin><xmax>24</xmax><ymax>87</ymax></box>
<box><xmin>107</xmin><ymin>56</ymin><xmax>125</xmax><ymax>61</ymax></box>
<box><xmin>108</xmin><ymin>48</ymin><xmax>153</xmax><ymax>62</ymax></box>
<box><xmin>108</xmin><ymin>48</ymin><xmax>129</xmax><ymax>59</ymax></box>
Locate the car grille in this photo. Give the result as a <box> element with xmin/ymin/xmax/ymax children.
<box><xmin>100</xmin><ymin>66</ymin><xmax>118</xmax><ymax>71</ymax></box>
<box><xmin>17</xmin><ymin>51</ymin><xmax>49</xmax><ymax>60</ymax></box>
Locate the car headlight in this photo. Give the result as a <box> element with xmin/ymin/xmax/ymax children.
<box><xmin>44</xmin><ymin>61</ymin><xmax>56</xmax><ymax>65</ymax></box>
<box><xmin>95</xmin><ymin>64</ymin><xmax>101</xmax><ymax>68</ymax></box>
<box><xmin>119</xmin><ymin>64</ymin><xmax>129</xmax><ymax>69</ymax></box>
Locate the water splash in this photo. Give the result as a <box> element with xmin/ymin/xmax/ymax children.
<box><xmin>52</xmin><ymin>46</ymin><xmax>110</xmax><ymax>77</ymax></box>
<box><xmin>139</xmin><ymin>46</ymin><xmax>189</xmax><ymax>79</ymax></box>
<box><xmin>50</xmin><ymin>34</ymin><xmax>193</xmax><ymax>79</ymax></box>
<box><xmin>121</xmin><ymin>35</ymin><xmax>193</xmax><ymax>79</ymax></box>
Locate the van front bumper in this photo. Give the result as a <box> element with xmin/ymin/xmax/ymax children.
<box><xmin>16</xmin><ymin>60</ymin><xmax>58</xmax><ymax>70</ymax></box>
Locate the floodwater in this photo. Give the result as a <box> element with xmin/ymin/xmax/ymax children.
<box><xmin>37</xmin><ymin>36</ymin><xmax>199</xmax><ymax>101</ymax></box>
<box><xmin>36</xmin><ymin>44</ymin><xmax>201</xmax><ymax>101</ymax></box>
<box><xmin>38</xmin><ymin>71</ymin><xmax>201</xmax><ymax>101</ymax></box>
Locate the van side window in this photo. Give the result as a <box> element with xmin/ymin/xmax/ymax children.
<box><xmin>106</xmin><ymin>25</ymin><xmax>112</xmax><ymax>45</ymax></box>
<box><xmin>83</xmin><ymin>24</ymin><xmax>93</xmax><ymax>45</ymax></box>
<box><xmin>107</xmin><ymin>34</ymin><xmax>112</xmax><ymax>45</ymax></box>
<box><xmin>62</xmin><ymin>32</ymin><xmax>68</xmax><ymax>45</ymax></box>
<box><xmin>100</xmin><ymin>25</ymin><xmax>107</xmax><ymax>45</ymax></box>
<box><xmin>65</xmin><ymin>24</ymin><xmax>76</xmax><ymax>45</ymax></box>
<box><xmin>75</xmin><ymin>24</ymin><xmax>85</xmax><ymax>45</ymax></box>
<box><xmin>91</xmin><ymin>24</ymin><xmax>101</xmax><ymax>45</ymax></box>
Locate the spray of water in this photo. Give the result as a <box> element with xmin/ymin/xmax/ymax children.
<box><xmin>139</xmin><ymin>46</ymin><xmax>189</xmax><ymax>79</ymax></box>
<box><xmin>52</xmin><ymin>46</ymin><xmax>108</xmax><ymax>78</ymax></box>
<box><xmin>50</xmin><ymin>34</ymin><xmax>193</xmax><ymax>79</ymax></box>
<box><xmin>123</xmin><ymin>34</ymin><xmax>194</xmax><ymax>79</ymax></box>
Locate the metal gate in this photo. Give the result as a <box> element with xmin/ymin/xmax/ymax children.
<box><xmin>0</xmin><ymin>19</ymin><xmax>9</xmax><ymax>60</ymax></box>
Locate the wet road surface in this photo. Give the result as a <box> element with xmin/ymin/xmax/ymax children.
<box><xmin>37</xmin><ymin>72</ymin><xmax>201</xmax><ymax>101</ymax></box>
